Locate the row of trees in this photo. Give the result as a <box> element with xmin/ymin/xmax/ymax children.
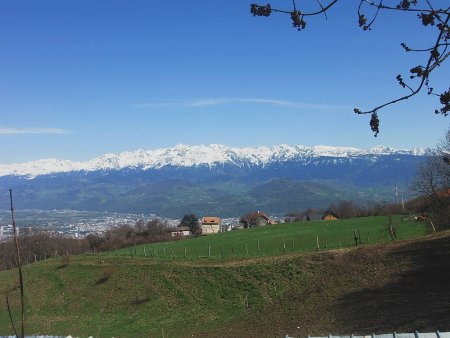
<box><xmin>285</xmin><ymin>200</ymin><xmax>409</xmax><ymax>223</ymax></box>
<box><xmin>85</xmin><ymin>219</ymin><xmax>172</xmax><ymax>252</ymax></box>
<box><xmin>0</xmin><ymin>218</ymin><xmax>173</xmax><ymax>271</ymax></box>
<box><xmin>0</xmin><ymin>214</ymin><xmax>208</xmax><ymax>271</ymax></box>
<box><xmin>0</xmin><ymin>233</ymin><xmax>89</xmax><ymax>271</ymax></box>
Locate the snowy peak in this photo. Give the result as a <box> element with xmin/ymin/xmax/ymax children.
<box><xmin>0</xmin><ymin>144</ymin><xmax>433</xmax><ymax>178</ymax></box>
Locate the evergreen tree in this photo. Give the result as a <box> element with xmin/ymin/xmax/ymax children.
<box><xmin>179</xmin><ymin>213</ymin><xmax>201</xmax><ymax>236</ymax></box>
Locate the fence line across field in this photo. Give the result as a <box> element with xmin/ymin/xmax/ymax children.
<box><xmin>107</xmin><ymin>229</ymin><xmax>380</xmax><ymax>260</ymax></box>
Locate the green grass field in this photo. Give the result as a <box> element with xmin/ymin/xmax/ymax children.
<box><xmin>0</xmin><ymin>216</ymin><xmax>433</xmax><ymax>337</ymax></box>
<box><xmin>107</xmin><ymin>215</ymin><xmax>428</xmax><ymax>260</ymax></box>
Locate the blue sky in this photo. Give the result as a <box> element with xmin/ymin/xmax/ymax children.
<box><xmin>0</xmin><ymin>0</ymin><xmax>448</xmax><ymax>163</ymax></box>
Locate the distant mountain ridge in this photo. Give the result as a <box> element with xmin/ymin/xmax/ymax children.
<box><xmin>0</xmin><ymin>144</ymin><xmax>433</xmax><ymax>178</ymax></box>
<box><xmin>0</xmin><ymin>144</ymin><xmax>432</xmax><ymax>217</ymax></box>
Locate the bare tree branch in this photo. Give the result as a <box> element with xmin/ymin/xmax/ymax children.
<box><xmin>354</xmin><ymin>13</ymin><xmax>450</xmax><ymax>115</ymax></box>
<box><xmin>249</xmin><ymin>0</ymin><xmax>449</xmax><ymax>136</ymax></box>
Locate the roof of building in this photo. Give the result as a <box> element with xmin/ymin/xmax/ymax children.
<box><xmin>201</xmin><ymin>217</ymin><xmax>221</xmax><ymax>224</ymax></box>
<box><xmin>171</xmin><ymin>226</ymin><xmax>190</xmax><ymax>232</ymax></box>
<box><xmin>302</xmin><ymin>210</ymin><xmax>340</xmax><ymax>221</ymax></box>
<box><xmin>322</xmin><ymin>210</ymin><xmax>340</xmax><ymax>219</ymax></box>
<box><xmin>241</xmin><ymin>211</ymin><xmax>276</xmax><ymax>225</ymax></box>
<box><xmin>246</xmin><ymin>211</ymin><xmax>271</xmax><ymax>221</ymax></box>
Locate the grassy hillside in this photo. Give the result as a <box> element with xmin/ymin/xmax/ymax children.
<box><xmin>111</xmin><ymin>216</ymin><xmax>427</xmax><ymax>260</ymax></box>
<box><xmin>1</xmin><ymin>218</ymin><xmax>447</xmax><ymax>337</ymax></box>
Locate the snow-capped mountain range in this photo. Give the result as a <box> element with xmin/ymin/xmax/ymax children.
<box><xmin>0</xmin><ymin>144</ymin><xmax>433</xmax><ymax>217</ymax></box>
<box><xmin>0</xmin><ymin>144</ymin><xmax>433</xmax><ymax>178</ymax></box>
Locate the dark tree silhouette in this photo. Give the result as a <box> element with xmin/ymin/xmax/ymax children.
<box><xmin>250</xmin><ymin>1</ymin><xmax>449</xmax><ymax>136</ymax></box>
<box><xmin>179</xmin><ymin>213</ymin><xmax>201</xmax><ymax>236</ymax></box>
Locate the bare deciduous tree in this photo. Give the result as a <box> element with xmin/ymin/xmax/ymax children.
<box><xmin>411</xmin><ymin>127</ymin><xmax>450</xmax><ymax>227</ymax></box>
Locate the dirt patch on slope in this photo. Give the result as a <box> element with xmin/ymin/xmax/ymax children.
<box><xmin>334</xmin><ymin>233</ymin><xmax>450</xmax><ymax>333</ymax></box>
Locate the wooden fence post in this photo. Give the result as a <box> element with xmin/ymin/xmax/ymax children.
<box><xmin>429</xmin><ymin>220</ymin><xmax>437</xmax><ymax>233</ymax></box>
<box><xmin>283</xmin><ymin>240</ymin><xmax>286</xmax><ymax>253</ymax></box>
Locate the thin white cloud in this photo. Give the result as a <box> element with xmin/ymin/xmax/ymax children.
<box><xmin>0</xmin><ymin>127</ymin><xmax>69</xmax><ymax>135</ymax></box>
<box><xmin>233</xmin><ymin>98</ymin><xmax>338</xmax><ymax>109</ymax></box>
<box><xmin>134</xmin><ymin>98</ymin><xmax>346</xmax><ymax>110</ymax></box>
<box><xmin>185</xmin><ymin>98</ymin><xmax>300</xmax><ymax>107</ymax></box>
<box><xmin>188</xmin><ymin>99</ymin><xmax>223</xmax><ymax>107</ymax></box>
<box><xmin>135</xmin><ymin>99</ymin><xmax>224</xmax><ymax>107</ymax></box>
<box><xmin>133</xmin><ymin>101</ymin><xmax>183</xmax><ymax>108</ymax></box>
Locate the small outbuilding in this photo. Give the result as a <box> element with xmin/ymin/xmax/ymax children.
<box><xmin>304</xmin><ymin>210</ymin><xmax>340</xmax><ymax>221</ymax></box>
<box><xmin>321</xmin><ymin>210</ymin><xmax>340</xmax><ymax>221</ymax></box>
<box><xmin>170</xmin><ymin>226</ymin><xmax>192</xmax><ymax>237</ymax></box>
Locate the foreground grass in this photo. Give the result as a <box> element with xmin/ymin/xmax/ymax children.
<box><xmin>0</xmin><ymin>217</ymin><xmax>440</xmax><ymax>337</ymax></box>
<box><xmin>110</xmin><ymin>215</ymin><xmax>428</xmax><ymax>260</ymax></box>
